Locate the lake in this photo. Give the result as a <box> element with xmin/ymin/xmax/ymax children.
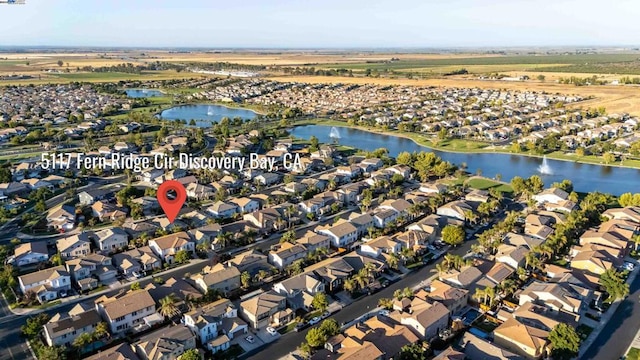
<box><xmin>125</xmin><ymin>89</ymin><xmax>164</xmax><ymax>98</ymax></box>
<box><xmin>290</xmin><ymin>125</ymin><xmax>640</xmax><ymax>195</ymax></box>
<box><xmin>159</xmin><ymin>104</ymin><xmax>258</xmax><ymax>127</ymax></box>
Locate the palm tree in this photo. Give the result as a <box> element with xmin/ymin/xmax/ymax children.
<box><xmin>241</xmin><ymin>271</ymin><xmax>252</xmax><ymax>289</ymax></box>
<box><xmin>473</xmin><ymin>287</ymin><xmax>486</xmax><ymax>304</ymax></box>
<box><xmin>159</xmin><ymin>293</ymin><xmax>181</xmax><ymax>320</ymax></box>
<box><xmin>93</xmin><ymin>322</ymin><xmax>110</xmax><ymax>340</ymax></box>
<box><xmin>378</xmin><ymin>297</ymin><xmax>394</xmax><ymax>310</ymax></box>
<box><xmin>387</xmin><ymin>253</ymin><xmax>400</xmax><ymax>270</ymax></box>
<box><xmin>343</xmin><ymin>278</ymin><xmax>357</xmax><ymax>294</ymax></box>
<box><xmin>216</xmin><ymin>232</ymin><xmax>233</xmax><ymax>249</ymax></box>
<box><xmin>353</xmin><ymin>272</ymin><xmax>369</xmax><ymax>289</ymax></box>
<box><xmin>255</xmin><ymin>269</ymin><xmax>269</xmax><ymax>283</ymax></box>
<box><xmin>525</xmin><ymin>252</ymin><xmax>542</xmax><ymax>272</ymax></box>
<box><xmin>498</xmin><ymin>279</ymin><xmax>517</xmax><ymax>298</ymax></box>
<box><xmin>464</xmin><ymin>210</ymin><xmax>479</xmax><ymax>226</ymax></box>
<box><xmin>435</xmin><ymin>263</ymin><xmax>447</xmax><ymax>277</ymax></box>
<box><xmin>73</xmin><ymin>332</ymin><xmax>93</xmax><ymax>351</ymax></box>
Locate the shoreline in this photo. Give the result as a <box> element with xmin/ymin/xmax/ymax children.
<box><xmin>293</xmin><ymin>120</ymin><xmax>640</xmax><ymax>171</ymax></box>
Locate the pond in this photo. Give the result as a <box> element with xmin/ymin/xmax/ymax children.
<box><xmin>289</xmin><ymin>125</ymin><xmax>640</xmax><ymax>195</ymax></box>
<box><xmin>125</xmin><ymin>89</ymin><xmax>164</xmax><ymax>98</ymax></box>
<box><xmin>159</xmin><ymin>104</ymin><xmax>258</xmax><ymax>127</ymax></box>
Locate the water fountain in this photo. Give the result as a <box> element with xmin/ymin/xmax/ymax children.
<box><xmin>537</xmin><ymin>155</ymin><xmax>553</xmax><ymax>175</ymax></box>
<box><xmin>207</xmin><ymin>106</ymin><xmax>215</xmax><ymax>116</ymax></box>
<box><xmin>329</xmin><ymin>126</ymin><xmax>341</xmax><ymax>143</ymax></box>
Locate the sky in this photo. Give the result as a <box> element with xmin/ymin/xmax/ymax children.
<box><xmin>0</xmin><ymin>0</ymin><xmax>639</xmax><ymax>48</ymax></box>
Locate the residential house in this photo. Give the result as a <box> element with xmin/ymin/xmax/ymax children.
<box><xmin>394</xmin><ymin>297</ymin><xmax>450</xmax><ymax>340</ymax></box>
<box><xmin>91</xmin><ymin>201</ymin><xmax>127</xmax><ymax>222</ymax></box>
<box><xmin>113</xmin><ymin>247</ymin><xmax>161</xmax><ymax>277</ymax></box>
<box><xmin>9</xmin><ymin>241</ymin><xmax>49</xmax><ymax>267</ymax></box>
<box><xmin>226</xmin><ymin>250</ymin><xmax>270</xmax><ymax>276</ymax></box>
<box><xmin>348</xmin><ymin>212</ymin><xmax>375</xmax><ymax>238</ymax></box>
<box><xmin>437</xmin><ymin>201</ymin><xmax>475</xmax><ymax>222</ymax></box>
<box><xmin>373</xmin><ymin>209</ymin><xmax>399</xmax><ymax>229</ymax></box>
<box><xmin>93</xmin><ymin>228</ymin><xmax>129</xmax><ymax>253</ymax></box>
<box><xmin>420</xmin><ymin>280</ymin><xmax>469</xmax><ymax>314</ymax></box>
<box><xmin>145</xmin><ymin>278</ymin><xmax>202</xmax><ymax>312</ymax></box>
<box><xmin>317</xmin><ymin>220</ymin><xmax>358</xmax><ymax>248</ymax></box>
<box><xmin>78</xmin><ymin>188</ymin><xmax>113</xmax><ymax>206</ymax></box>
<box><xmin>148</xmin><ymin>232</ymin><xmax>195</xmax><ymax>264</ymax></box>
<box><xmin>18</xmin><ymin>265</ymin><xmax>71</xmax><ymax>303</ymax></box>
<box><xmin>95</xmin><ymin>289</ymin><xmax>157</xmax><ymax>334</ymax></box>
<box><xmin>240</xmin><ymin>291</ymin><xmax>292</xmax><ymax>329</ymax></box>
<box><xmin>243</xmin><ymin>208</ymin><xmax>284</xmax><ymax>234</ymax></box>
<box><xmin>296</xmin><ymin>231</ymin><xmax>331</xmax><ymax>253</ymax></box>
<box><xmin>207</xmin><ymin>201</ymin><xmax>239</xmax><ymax>219</ymax></box>
<box><xmin>493</xmin><ymin>318</ymin><xmax>549</xmax><ymax>359</ymax></box>
<box><xmin>56</xmin><ymin>233</ymin><xmax>92</xmax><ymax>259</ymax></box>
<box><xmin>189</xmin><ymin>223</ymin><xmax>222</xmax><ymax>247</ymax></box>
<box><xmin>359</xmin><ymin>236</ymin><xmax>401</xmax><ymax>259</ymax></box>
<box><xmin>46</xmin><ymin>205</ymin><xmax>76</xmax><ymax>232</ymax></box>
<box><xmin>603</xmin><ymin>206</ymin><xmax>640</xmax><ymax>223</ymax></box>
<box><xmin>495</xmin><ymin>244</ymin><xmax>528</xmax><ymax>270</ymax></box>
<box><xmin>269</xmin><ymin>242</ymin><xmax>308</xmax><ymax>269</ymax></box>
<box><xmin>532</xmin><ymin>187</ymin><xmax>569</xmax><ymax>205</ymax></box>
<box><xmin>66</xmin><ymin>253</ymin><xmax>116</xmax><ymax>291</ymax></box>
<box><xmin>459</xmin><ymin>332</ymin><xmax>520</xmax><ymax>360</ymax></box>
<box><xmin>133</xmin><ymin>325</ymin><xmax>196</xmax><ymax>360</ymax></box>
<box><xmin>44</xmin><ymin>304</ymin><xmax>102</xmax><ymax>347</ymax></box>
<box><xmin>84</xmin><ymin>343</ymin><xmax>141</xmax><ymax>360</ymax></box>
<box><xmin>183</xmin><ymin>298</ymin><xmax>248</xmax><ymax>353</ymax></box>
<box><xmin>519</xmin><ymin>281</ymin><xmax>589</xmax><ymax>315</ymax></box>
<box><xmin>193</xmin><ymin>263</ymin><xmax>241</xmax><ymax>295</ymax></box>
<box><xmin>273</xmin><ymin>273</ymin><xmax>325</xmax><ymax>310</ymax></box>
<box><xmin>229</xmin><ymin>197</ymin><xmax>259</xmax><ymax>214</ymax></box>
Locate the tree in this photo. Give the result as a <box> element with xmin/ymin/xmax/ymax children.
<box><xmin>35</xmin><ymin>199</ymin><xmax>46</xmax><ymax>212</ymax></box>
<box><xmin>537</xmin><ymin>74</ymin><xmax>546</xmax><ymax>82</ymax></box>
<box><xmin>280</xmin><ymin>230</ymin><xmax>296</xmax><ymax>244</ymax></box>
<box><xmin>93</xmin><ymin>322</ymin><xmax>110</xmax><ymax>340</ymax></box>
<box><xmin>599</xmin><ymin>268</ymin><xmax>629</xmax><ymax>302</ymax></box>
<box><xmin>378</xmin><ymin>297</ymin><xmax>393</xmax><ymax>310</ymax></box>
<box><xmin>57</xmin><ymin>60</ymin><xmax>63</xmax><ymax>67</ymax></box>
<box><xmin>603</xmin><ymin>152</ymin><xmax>616</xmax><ymax>164</ymax></box>
<box><xmin>73</xmin><ymin>331</ymin><xmax>93</xmax><ymax>349</ymax></box>
<box><xmin>311</xmin><ymin>292</ymin><xmax>329</xmax><ymax>312</ymax></box>
<box><xmin>306</xmin><ymin>327</ymin><xmax>328</xmax><ymax>348</ymax></box>
<box><xmin>396</xmin><ymin>151</ymin><xmax>413</xmax><ymax>166</ymax></box>
<box><xmin>343</xmin><ymin>278</ymin><xmax>357</xmax><ymax>293</ymax></box>
<box><xmin>50</xmin><ymin>252</ymin><xmax>64</xmax><ymax>266</ymax></box>
<box><xmin>319</xmin><ymin>319</ymin><xmax>340</xmax><ymax>337</ymax></box>
<box><xmin>159</xmin><ymin>293</ymin><xmax>181</xmax><ymax>319</ymax></box>
<box><xmin>180</xmin><ymin>349</ymin><xmax>201</xmax><ymax>360</ymax></box>
<box><xmin>21</xmin><ymin>313</ymin><xmax>51</xmax><ymax>339</ymax></box>
<box><xmin>549</xmin><ymin>323</ymin><xmax>581</xmax><ymax>360</ymax></box>
<box><xmin>174</xmin><ymin>249</ymin><xmax>191</xmax><ymax>264</ymax></box>
<box><xmin>241</xmin><ymin>271</ymin><xmax>252</xmax><ymax>289</ymax></box>
<box><xmin>441</xmin><ymin>225</ymin><xmax>465</xmax><ymax>247</ymax></box>
<box><xmin>130</xmin><ymin>282</ymin><xmax>141</xmax><ymax>291</ymax></box>
<box><xmin>298</xmin><ymin>342</ymin><xmax>313</xmax><ymax>358</ymax></box>
<box><xmin>387</xmin><ymin>253</ymin><xmax>399</xmax><ymax>270</ymax></box>
<box><xmin>38</xmin><ymin>346</ymin><xmax>67</xmax><ymax>360</ymax></box>
<box><xmin>309</xmin><ymin>135</ymin><xmax>319</xmax><ymax>152</ymax></box>
<box><xmin>399</xmin><ymin>342</ymin><xmax>427</xmax><ymax>360</ymax></box>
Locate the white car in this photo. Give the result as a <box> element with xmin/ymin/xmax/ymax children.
<box><xmin>266</xmin><ymin>327</ymin><xmax>278</xmax><ymax>336</ymax></box>
<box><xmin>245</xmin><ymin>335</ymin><xmax>255</xmax><ymax>343</ymax></box>
<box><xmin>309</xmin><ymin>317</ymin><xmax>321</xmax><ymax>325</ymax></box>
<box><xmin>378</xmin><ymin>309</ymin><xmax>390</xmax><ymax>316</ymax></box>
<box><xmin>132</xmin><ymin>271</ymin><xmax>143</xmax><ymax>279</ymax></box>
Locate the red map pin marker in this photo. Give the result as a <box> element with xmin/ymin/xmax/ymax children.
<box><xmin>157</xmin><ymin>180</ymin><xmax>187</xmax><ymax>223</ymax></box>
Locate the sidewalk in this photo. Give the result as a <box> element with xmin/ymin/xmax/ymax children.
<box><xmin>579</xmin><ymin>264</ymin><xmax>640</xmax><ymax>358</ymax></box>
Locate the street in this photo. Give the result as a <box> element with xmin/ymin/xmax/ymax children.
<box><xmin>582</xmin><ymin>272</ymin><xmax>640</xmax><ymax>360</ymax></box>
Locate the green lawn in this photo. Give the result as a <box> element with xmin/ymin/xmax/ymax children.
<box><xmin>466</xmin><ymin>177</ymin><xmax>514</xmax><ymax>194</ymax></box>
<box><xmin>278</xmin><ymin>321</ymin><xmax>298</xmax><ymax>334</ymax></box>
<box><xmin>627</xmin><ymin>348</ymin><xmax>640</xmax><ymax>360</ymax></box>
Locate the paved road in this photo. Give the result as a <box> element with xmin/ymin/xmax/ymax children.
<box><xmin>582</xmin><ymin>273</ymin><xmax>640</xmax><ymax>360</ymax></box>
<box><xmin>245</xmin><ymin>238</ymin><xmax>475</xmax><ymax>360</ymax></box>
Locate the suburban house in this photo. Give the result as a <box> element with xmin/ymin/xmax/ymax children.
<box><xmin>419</xmin><ymin>279</ymin><xmax>469</xmax><ymax>314</ymax></box>
<box><xmin>133</xmin><ymin>325</ymin><xmax>196</xmax><ymax>360</ymax></box>
<box><xmin>78</xmin><ymin>188</ymin><xmax>113</xmax><ymax>206</ymax></box>
<box><xmin>95</xmin><ymin>289</ymin><xmax>157</xmax><ymax>334</ymax></box>
<box><xmin>317</xmin><ymin>220</ymin><xmax>358</xmax><ymax>248</ymax></box>
<box><xmin>65</xmin><ymin>253</ymin><xmax>117</xmax><ymax>291</ymax></box>
<box><xmin>43</xmin><ymin>303</ymin><xmax>102</xmax><ymax>347</ymax></box>
<box><xmin>273</xmin><ymin>273</ymin><xmax>325</xmax><ymax>310</ymax></box>
<box><xmin>495</xmin><ymin>244</ymin><xmax>528</xmax><ymax>269</ymax></box>
<box><xmin>394</xmin><ymin>297</ymin><xmax>450</xmax><ymax>340</ymax></box>
<box><xmin>437</xmin><ymin>201</ymin><xmax>474</xmax><ymax>222</ymax></box>
<box><xmin>56</xmin><ymin>233</ymin><xmax>91</xmax><ymax>260</ymax></box>
<box><xmin>93</xmin><ymin>227</ymin><xmax>129</xmax><ymax>253</ymax></box>
<box><xmin>9</xmin><ymin>241</ymin><xmax>49</xmax><ymax>267</ymax></box>
<box><xmin>192</xmin><ymin>263</ymin><xmax>241</xmax><ymax>295</ymax></box>
<box><xmin>189</xmin><ymin>223</ymin><xmax>222</xmax><ymax>246</ymax></box>
<box><xmin>240</xmin><ymin>291</ymin><xmax>292</xmax><ymax>329</ymax></box>
<box><xmin>359</xmin><ymin>236</ymin><xmax>402</xmax><ymax>259</ymax></box>
<box><xmin>348</xmin><ymin>212</ymin><xmax>375</xmax><ymax>238</ymax></box>
<box><xmin>373</xmin><ymin>209</ymin><xmax>399</xmax><ymax>229</ymax></box>
<box><xmin>269</xmin><ymin>242</ymin><xmax>308</xmax><ymax>269</ymax></box>
<box><xmin>243</xmin><ymin>208</ymin><xmax>284</xmax><ymax>234</ymax></box>
<box><xmin>91</xmin><ymin>201</ymin><xmax>127</xmax><ymax>222</ymax></box>
<box><xmin>519</xmin><ymin>281</ymin><xmax>589</xmax><ymax>315</ymax></box>
<box><xmin>293</xmin><ymin>232</ymin><xmax>329</xmax><ymax>255</ymax></box>
<box><xmin>46</xmin><ymin>205</ymin><xmax>76</xmax><ymax>231</ymax></box>
<box><xmin>493</xmin><ymin>318</ymin><xmax>549</xmax><ymax>359</ymax></box>
<box><xmin>229</xmin><ymin>197</ymin><xmax>260</xmax><ymax>213</ymax></box>
<box><xmin>113</xmin><ymin>246</ymin><xmax>161</xmax><ymax>277</ymax></box>
<box><xmin>533</xmin><ymin>187</ymin><xmax>569</xmax><ymax>205</ymax></box>
<box><xmin>145</xmin><ymin>278</ymin><xmax>202</xmax><ymax>312</ymax></box>
<box><xmin>183</xmin><ymin>298</ymin><xmax>248</xmax><ymax>353</ymax></box>
<box><xmin>148</xmin><ymin>232</ymin><xmax>195</xmax><ymax>264</ymax></box>
<box><xmin>207</xmin><ymin>201</ymin><xmax>239</xmax><ymax>219</ymax></box>
<box><xmin>18</xmin><ymin>265</ymin><xmax>71</xmax><ymax>303</ymax></box>
<box><xmin>84</xmin><ymin>344</ymin><xmax>140</xmax><ymax>360</ymax></box>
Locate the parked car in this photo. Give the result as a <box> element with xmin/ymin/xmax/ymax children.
<box><xmin>294</xmin><ymin>322</ymin><xmax>309</xmax><ymax>332</ymax></box>
<box><xmin>245</xmin><ymin>336</ymin><xmax>255</xmax><ymax>343</ymax></box>
<box><xmin>266</xmin><ymin>327</ymin><xmax>278</xmax><ymax>336</ymax></box>
<box><xmin>132</xmin><ymin>271</ymin><xmax>143</xmax><ymax>279</ymax></box>
<box><xmin>321</xmin><ymin>311</ymin><xmax>330</xmax><ymax>319</ymax></box>
<box><xmin>378</xmin><ymin>309</ymin><xmax>390</xmax><ymax>316</ymax></box>
<box><xmin>309</xmin><ymin>317</ymin><xmax>321</xmax><ymax>325</ymax></box>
